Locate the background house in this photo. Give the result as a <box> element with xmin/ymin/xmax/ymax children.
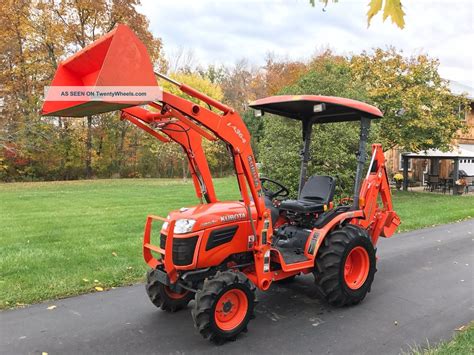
<box><xmin>385</xmin><ymin>81</ymin><xmax>474</xmax><ymax>185</ymax></box>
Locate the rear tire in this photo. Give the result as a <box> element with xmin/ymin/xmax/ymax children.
<box><xmin>192</xmin><ymin>271</ymin><xmax>256</xmax><ymax>344</ymax></box>
<box><xmin>146</xmin><ymin>269</ymin><xmax>193</xmax><ymax>312</ymax></box>
<box><xmin>314</xmin><ymin>224</ymin><xmax>376</xmax><ymax>306</ymax></box>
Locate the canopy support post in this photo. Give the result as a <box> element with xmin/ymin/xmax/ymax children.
<box><xmin>353</xmin><ymin>116</ymin><xmax>371</xmax><ymax>209</ymax></box>
<box><xmin>298</xmin><ymin>118</ymin><xmax>313</xmax><ymax>198</ymax></box>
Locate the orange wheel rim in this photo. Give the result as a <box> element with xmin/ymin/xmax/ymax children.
<box><xmin>163</xmin><ymin>286</ymin><xmax>189</xmax><ymax>300</ymax></box>
<box><xmin>214</xmin><ymin>289</ymin><xmax>248</xmax><ymax>331</ymax></box>
<box><xmin>344</xmin><ymin>246</ymin><xmax>370</xmax><ymax>290</ymax></box>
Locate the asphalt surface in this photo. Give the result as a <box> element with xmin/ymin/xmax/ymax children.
<box><xmin>1</xmin><ymin>220</ymin><xmax>473</xmax><ymax>355</ymax></box>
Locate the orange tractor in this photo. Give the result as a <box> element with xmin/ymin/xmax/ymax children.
<box><xmin>42</xmin><ymin>25</ymin><xmax>400</xmax><ymax>343</ymax></box>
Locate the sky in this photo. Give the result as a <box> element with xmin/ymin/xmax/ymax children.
<box><xmin>139</xmin><ymin>0</ymin><xmax>474</xmax><ymax>87</ymax></box>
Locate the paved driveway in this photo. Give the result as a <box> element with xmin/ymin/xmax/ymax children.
<box><xmin>1</xmin><ymin>220</ymin><xmax>473</xmax><ymax>354</ymax></box>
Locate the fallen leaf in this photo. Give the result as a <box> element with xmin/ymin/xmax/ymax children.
<box><xmin>94</xmin><ymin>286</ymin><xmax>104</xmax><ymax>292</ymax></box>
<box><xmin>455</xmin><ymin>325</ymin><xmax>466</xmax><ymax>331</ymax></box>
<box><xmin>47</xmin><ymin>305</ymin><xmax>56</xmax><ymax>310</ymax></box>
<box><xmin>126</xmin><ymin>266</ymin><xmax>133</xmax><ymax>270</ymax></box>
<box><xmin>82</xmin><ymin>278</ymin><xmax>89</xmax><ymax>282</ymax></box>
<box><xmin>94</xmin><ymin>279</ymin><xmax>99</xmax><ymax>283</ymax></box>
<box><xmin>112</xmin><ymin>252</ymin><xmax>118</xmax><ymax>257</ymax></box>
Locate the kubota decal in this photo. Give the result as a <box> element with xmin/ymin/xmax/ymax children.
<box><xmin>220</xmin><ymin>212</ymin><xmax>246</xmax><ymax>223</ymax></box>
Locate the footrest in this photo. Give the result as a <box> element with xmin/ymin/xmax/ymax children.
<box><xmin>277</xmin><ymin>247</ymin><xmax>309</xmax><ymax>265</ymax></box>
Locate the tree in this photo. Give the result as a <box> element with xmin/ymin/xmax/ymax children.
<box><xmin>198</xmin><ymin>64</ymin><xmax>228</xmax><ymax>85</ymax></box>
<box><xmin>220</xmin><ymin>56</ymin><xmax>308</xmax><ymax>158</ymax></box>
<box><xmin>221</xmin><ymin>59</ymin><xmax>261</xmax><ymax>113</ymax></box>
<box><xmin>0</xmin><ymin>0</ymin><xmax>63</xmax><ymax>180</ymax></box>
<box><xmin>351</xmin><ymin>48</ymin><xmax>469</xmax><ymax>152</ymax></box>
<box><xmin>52</xmin><ymin>0</ymin><xmax>164</xmax><ymax>178</ymax></box>
<box><xmin>310</xmin><ymin>0</ymin><xmax>406</xmax><ymax>29</ymax></box>
<box><xmin>0</xmin><ymin>0</ymin><xmax>165</xmax><ymax>181</ymax></box>
<box><xmin>264</xmin><ymin>54</ymin><xmax>307</xmax><ymax>96</ymax></box>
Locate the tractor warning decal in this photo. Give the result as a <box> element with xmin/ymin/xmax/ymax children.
<box><xmin>247</xmin><ymin>155</ymin><xmax>260</xmax><ymax>188</ymax></box>
<box><xmin>226</xmin><ymin>122</ymin><xmax>247</xmax><ymax>144</ymax></box>
<box><xmin>248</xmin><ymin>235</ymin><xmax>255</xmax><ymax>249</ymax></box>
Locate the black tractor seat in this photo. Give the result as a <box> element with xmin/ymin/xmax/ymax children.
<box><xmin>280</xmin><ymin>175</ymin><xmax>336</xmax><ymax>214</ymax></box>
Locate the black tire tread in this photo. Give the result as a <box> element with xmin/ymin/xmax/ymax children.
<box><xmin>146</xmin><ymin>269</ymin><xmax>193</xmax><ymax>312</ymax></box>
<box><xmin>191</xmin><ymin>270</ymin><xmax>257</xmax><ymax>344</ymax></box>
<box><xmin>314</xmin><ymin>224</ymin><xmax>376</xmax><ymax>307</ymax></box>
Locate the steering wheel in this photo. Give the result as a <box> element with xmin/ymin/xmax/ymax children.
<box><xmin>260</xmin><ymin>177</ymin><xmax>289</xmax><ymax>199</ymax></box>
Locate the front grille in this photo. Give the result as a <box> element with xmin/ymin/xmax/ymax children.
<box><xmin>172</xmin><ymin>236</ymin><xmax>198</xmax><ymax>266</ymax></box>
<box><xmin>159</xmin><ymin>233</ymin><xmax>167</xmax><ymax>249</ymax></box>
<box><xmin>206</xmin><ymin>225</ymin><xmax>239</xmax><ymax>251</ymax></box>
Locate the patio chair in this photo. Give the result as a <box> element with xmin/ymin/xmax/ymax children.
<box><xmin>428</xmin><ymin>175</ymin><xmax>440</xmax><ymax>192</ymax></box>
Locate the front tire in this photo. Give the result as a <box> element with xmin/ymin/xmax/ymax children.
<box><xmin>192</xmin><ymin>271</ymin><xmax>256</xmax><ymax>343</ymax></box>
<box><xmin>146</xmin><ymin>269</ymin><xmax>193</xmax><ymax>312</ymax></box>
<box><xmin>314</xmin><ymin>224</ymin><xmax>376</xmax><ymax>306</ymax></box>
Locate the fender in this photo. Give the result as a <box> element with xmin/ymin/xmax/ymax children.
<box><xmin>309</xmin><ymin>210</ymin><xmax>365</xmax><ymax>259</ymax></box>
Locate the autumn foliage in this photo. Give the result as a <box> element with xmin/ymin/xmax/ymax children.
<box><xmin>0</xmin><ymin>1</ymin><xmax>468</xmax><ymax>183</ymax></box>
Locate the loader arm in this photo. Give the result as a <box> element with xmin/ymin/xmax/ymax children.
<box><xmin>119</xmin><ymin>85</ymin><xmax>271</xmax><ymax>277</ymax></box>
<box><xmin>120</xmin><ymin>106</ymin><xmax>217</xmax><ymax>203</ymax></box>
<box><xmin>119</xmin><ymin>85</ymin><xmax>268</xmax><ymax>244</ymax></box>
<box><xmin>40</xmin><ymin>24</ymin><xmax>270</xmax><ymax>258</ymax></box>
<box><xmin>152</xmin><ymin>88</ymin><xmax>268</xmax><ymax>249</ymax></box>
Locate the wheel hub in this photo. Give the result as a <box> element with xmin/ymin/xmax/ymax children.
<box><xmin>222</xmin><ymin>300</ymin><xmax>233</xmax><ymax>313</ymax></box>
<box><xmin>344</xmin><ymin>246</ymin><xmax>370</xmax><ymax>290</ymax></box>
<box><xmin>163</xmin><ymin>285</ymin><xmax>189</xmax><ymax>300</ymax></box>
<box><xmin>214</xmin><ymin>289</ymin><xmax>248</xmax><ymax>331</ymax></box>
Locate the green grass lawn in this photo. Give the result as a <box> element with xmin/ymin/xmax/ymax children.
<box><xmin>392</xmin><ymin>189</ymin><xmax>473</xmax><ymax>232</ymax></box>
<box><xmin>1</xmin><ymin>177</ymin><xmax>473</xmax><ymax>309</ymax></box>
<box><xmin>410</xmin><ymin>323</ymin><xmax>474</xmax><ymax>355</ymax></box>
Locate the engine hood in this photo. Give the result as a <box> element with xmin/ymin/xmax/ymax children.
<box><xmin>167</xmin><ymin>201</ymin><xmax>257</xmax><ymax>232</ymax></box>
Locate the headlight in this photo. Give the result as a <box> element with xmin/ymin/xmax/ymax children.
<box><xmin>161</xmin><ymin>215</ymin><xmax>170</xmax><ymax>231</ymax></box>
<box><xmin>173</xmin><ymin>219</ymin><xmax>196</xmax><ymax>234</ymax></box>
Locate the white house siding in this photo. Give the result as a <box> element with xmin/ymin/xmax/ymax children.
<box><xmin>459</xmin><ymin>144</ymin><xmax>474</xmax><ymax>175</ymax></box>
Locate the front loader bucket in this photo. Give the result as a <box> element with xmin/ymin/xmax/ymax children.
<box><xmin>42</xmin><ymin>24</ymin><xmax>157</xmax><ymax>117</ymax></box>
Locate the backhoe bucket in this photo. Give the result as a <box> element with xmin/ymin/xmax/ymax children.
<box><xmin>42</xmin><ymin>24</ymin><xmax>157</xmax><ymax>117</ymax></box>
